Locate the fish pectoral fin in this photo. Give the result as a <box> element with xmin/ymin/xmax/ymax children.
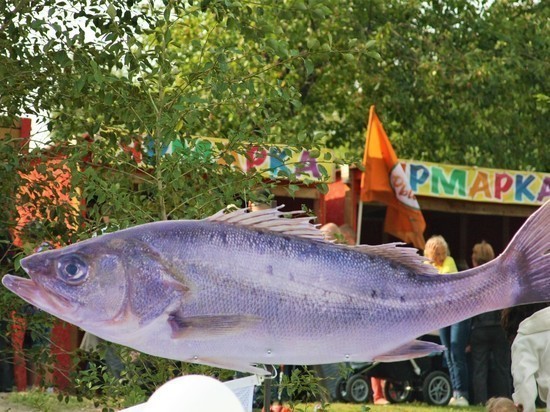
<box><xmin>372</xmin><ymin>340</ymin><xmax>445</xmax><ymax>363</ymax></box>
<box><xmin>168</xmin><ymin>311</ymin><xmax>261</xmax><ymax>339</ymax></box>
<box><xmin>189</xmin><ymin>356</ymin><xmax>271</xmax><ymax>376</ymax></box>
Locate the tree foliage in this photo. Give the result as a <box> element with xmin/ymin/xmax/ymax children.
<box><xmin>362</xmin><ymin>0</ymin><xmax>549</xmax><ymax>171</ymax></box>
<box><xmin>2</xmin><ymin>2</ymin><xmax>547</xmax><ymax>197</ymax></box>
<box><xmin>1</xmin><ymin>0</ymin><xmax>355</xmax><ymax>231</ymax></box>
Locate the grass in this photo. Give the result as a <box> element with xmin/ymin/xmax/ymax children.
<box><xmin>6</xmin><ymin>392</ymin><xmax>546</xmax><ymax>412</ymax></box>
<box><xmin>4</xmin><ymin>390</ymin><xmax>100</xmax><ymax>412</ymax></box>
<box><xmin>286</xmin><ymin>402</ymin><xmax>486</xmax><ymax>412</ymax></box>
<box><xmin>4</xmin><ymin>392</ymin><xmax>488</xmax><ymax>412</ymax></box>
<box><xmin>283</xmin><ymin>403</ymin><xmax>550</xmax><ymax>412</ymax></box>
<box><xmin>283</xmin><ymin>402</ymin><xmax>550</xmax><ymax>412</ymax></box>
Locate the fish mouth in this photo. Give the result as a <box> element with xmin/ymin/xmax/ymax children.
<box><xmin>2</xmin><ymin>274</ymin><xmax>76</xmax><ymax>315</ymax></box>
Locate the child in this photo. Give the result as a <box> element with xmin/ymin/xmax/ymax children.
<box><xmin>511</xmin><ymin>306</ymin><xmax>550</xmax><ymax>412</ymax></box>
<box><xmin>486</xmin><ymin>397</ymin><xmax>523</xmax><ymax>412</ymax></box>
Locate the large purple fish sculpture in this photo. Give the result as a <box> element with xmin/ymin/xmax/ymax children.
<box><xmin>3</xmin><ymin>202</ymin><xmax>549</xmax><ymax>375</ymax></box>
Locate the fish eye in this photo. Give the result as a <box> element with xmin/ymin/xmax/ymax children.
<box><xmin>57</xmin><ymin>256</ymin><xmax>88</xmax><ymax>285</ymax></box>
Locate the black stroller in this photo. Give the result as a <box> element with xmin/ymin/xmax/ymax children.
<box><xmin>333</xmin><ymin>335</ymin><xmax>451</xmax><ymax>405</ymax></box>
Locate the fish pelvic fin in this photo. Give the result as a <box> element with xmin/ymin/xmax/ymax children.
<box><xmin>501</xmin><ymin>200</ymin><xmax>550</xmax><ymax>306</ymax></box>
<box><xmin>372</xmin><ymin>340</ymin><xmax>445</xmax><ymax>363</ymax></box>
<box><xmin>168</xmin><ymin>311</ymin><xmax>261</xmax><ymax>339</ymax></box>
<box><xmin>188</xmin><ymin>356</ymin><xmax>271</xmax><ymax>376</ymax></box>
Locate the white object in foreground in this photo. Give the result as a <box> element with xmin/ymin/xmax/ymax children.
<box><xmin>120</xmin><ymin>374</ymin><xmax>255</xmax><ymax>412</ymax></box>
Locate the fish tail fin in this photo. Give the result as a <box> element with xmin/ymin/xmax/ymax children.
<box><xmin>501</xmin><ymin>201</ymin><xmax>550</xmax><ymax>306</ymax></box>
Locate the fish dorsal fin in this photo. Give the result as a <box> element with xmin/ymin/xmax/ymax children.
<box><xmin>352</xmin><ymin>243</ymin><xmax>439</xmax><ymax>275</ymax></box>
<box><xmin>207</xmin><ymin>207</ymin><xmax>438</xmax><ymax>275</ymax></box>
<box><xmin>206</xmin><ymin>206</ymin><xmax>327</xmax><ymax>241</ymax></box>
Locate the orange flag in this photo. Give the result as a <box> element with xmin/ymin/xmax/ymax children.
<box><xmin>360</xmin><ymin>106</ymin><xmax>426</xmax><ymax>249</ymax></box>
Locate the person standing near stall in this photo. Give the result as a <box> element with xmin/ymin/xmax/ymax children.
<box><xmin>424</xmin><ymin>235</ymin><xmax>470</xmax><ymax>407</ymax></box>
<box><xmin>470</xmin><ymin>241</ymin><xmax>511</xmax><ymax>405</ymax></box>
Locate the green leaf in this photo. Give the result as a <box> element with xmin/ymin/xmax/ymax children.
<box><xmin>307</xmin><ymin>38</ymin><xmax>320</xmax><ymax>50</ymax></box>
<box><xmin>107</xmin><ymin>4</ymin><xmax>116</xmax><ymax>19</ymax></box>
<box><xmin>295</xmin><ymin>0</ymin><xmax>307</xmax><ymax>11</ymax></box>
<box><xmin>287</xmin><ymin>184</ymin><xmax>300</xmax><ymax>195</ymax></box>
<box><xmin>164</xmin><ymin>28</ymin><xmax>172</xmax><ymax>46</ymax></box>
<box><xmin>343</xmin><ymin>53</ymin><xmax>355</xmax><ymax>63</ymax></box>
<box><xmin>75</xmin><ymin>77</ymin><xmax>86</xmax><ymax>92</ymax></box>
<box><xmin>303</xmin><ymin>58</ymin><xmax>314</xmax><ymax>75</ymax></box>
<box><xmin>366</xmin><ymin>50</ymin><xmax>382</xmax><ymax>61</ymax></box>
<box><xmin>309</xmin><ymin>149</ymin><xmax>320</xmax><ymax>158</ymax></box>
<box><xmin>30</xmin><ymin>19</ymin><xmax>44</xmax><ymax>30</ymax></box>
<box><xmin>365</xmin><ymin>39</ymin><xmax>377</xmax><ymax>49</ymax></box>
<box><xmin>316</xmin><ymin>182</ymin><xmax>329</xmax><ymax>194</ymax></box>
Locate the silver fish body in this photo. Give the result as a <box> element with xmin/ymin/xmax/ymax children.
<box><xmin>3</xmin><ymin>203</ymin><xmax>549</xmax><ymax>374</ymax></box>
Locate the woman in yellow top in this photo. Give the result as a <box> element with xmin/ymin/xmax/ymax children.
<box><xmin>424</xmin><ymin>235</ymin><xmax>470</xmax><ymax>407</ymax></box>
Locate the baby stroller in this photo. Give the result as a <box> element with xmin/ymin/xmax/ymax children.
<box><xmin>333</xmin><ymin>335</ymin><xmax>451</xmax><ymax>405</ymax></box>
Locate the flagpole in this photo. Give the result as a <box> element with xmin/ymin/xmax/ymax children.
<box><xmin>355</xmin><ymin>200</ymin><xmax>363</xmax><ymax>245</ymax></box>
<box><xmin>357</xmin><ymin>106</ymin><xmax>375</xmax><ymax>246</ymax></box>
<box><xmin>362</xmin><ymin>105</ymin><xmax>376</xmax><ymax>168</ymax></box>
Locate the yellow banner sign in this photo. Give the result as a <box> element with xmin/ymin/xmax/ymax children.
<box><xmin>164</xmin><ymin>137</ymin><xmax>335</xmax><ymax>183</ymax></box>
<box><xmin>401</xmin><ymin>160</ymin><xmax>550</xmax><ymax>206</ymax></box>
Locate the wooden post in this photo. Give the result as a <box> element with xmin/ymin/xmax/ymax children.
<box><xmin>263</xmin><ymin>377</ymin><xmax>271</xmax><ymax>412</ymax></box>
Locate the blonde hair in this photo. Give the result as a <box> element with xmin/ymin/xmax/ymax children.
<box><xmin>486</xmin><ymin>397</ymin><xmax>522</xmax><ymax>412</ymax></box>
<box><xmin>424</xmin><ymin>235</ymin><xmax>449</xmax><ymax>263</ymax></box>
<box><xmin>472</xmin><ymin>240</ymin><xmax>495</xmax><ymax>266</ymax></box>
<box><xmin>320</xmin><ymin>223</ymin><xmax>342</xmax><ymax>242</ymax></box>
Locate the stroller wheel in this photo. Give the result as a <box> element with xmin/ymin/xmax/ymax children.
<box><xmin>333</xmin><ymin>376</ymin><xmax>348</xmax><ymax>402</ymax></box>
<box><xmin>344</xmin><ymin>374</ymin><xmax>371</xmax><ymax>403</ymax></box>
<box><xmin>383</xmin><ymin>380</ymin><xmax>414</xmax><ymax>403</ymax></box>
<box><xmin>422</xmin><ymin>371</ymin><xmax>452</xmax><ymax>405</ymax></box>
